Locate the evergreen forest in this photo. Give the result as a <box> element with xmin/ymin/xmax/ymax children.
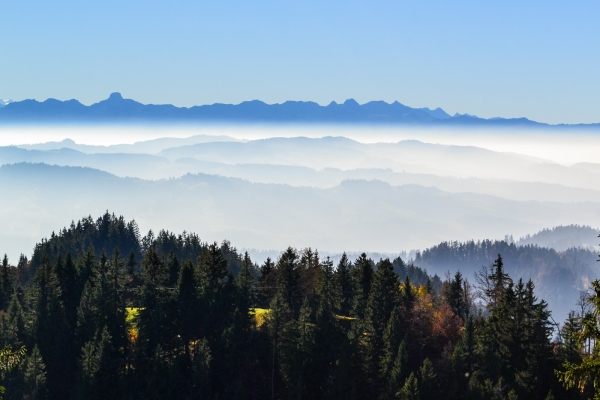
<box><xmin>0</xmin><ymin>212</ymin><xmax>598</xmax><ymax>399</ymax></box>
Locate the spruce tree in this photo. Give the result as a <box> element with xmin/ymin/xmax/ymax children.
<box><xmin>397</xmin><ymin>372</ymin><xmax>419</xmax><ymax>400</ymax></box>
<box><xmin>31</xmin><ymin>256</ymin><xmax>73</xmax><ymax>398</ymax></box>
<box><xmin>176</xmin><ymin>260</ymin><xmax>198</xmax><ymax>358</ymax></box>
<box><xmin>275</xmin><ymin>247</ymin><xmax>302</xmax><ymax>318</ymax></box>
<box><xmin>312</xmin><ymin>257</ymin><xmax>341</xmax><ymax>398</ymax></box>
<box><xmin>258</xmin><ymin>257</ymin><xmax>276</xmax><ymax>308</ymax></box>
<box><xmin>334</xmin><ymin>253</ymin><xmax>353</xmax><ymax>317</ymax></box>
<box><xmin>23</xmin><ymin>346</ymin><xmax>46</xmax><ymax>400</ymax></box>
<box><xmin>445</xmin><ymin>271</ymin><xmax>466</xmax><ymax>320</ymax></box>
<box><xmin>364</xmin><ymin>258</ymin><xmax>400</xmax><ymax>393</ymax></box>
<box><xmin>381</xmin><ymin>307</ymin><xmax>403</xmax><ymax>380</ymax></box>
<box><xmin>1</xmin><ymin>255</ymin><xmax>11</xmax><ymax>311</ymax></box>
<box><xmin>419</xmin><ymin>358</ymin><xmax>436</xmax><ymax>400</ymax></box>
<box><xmin>351</xmin><ymin>253</ymin><xmax>374</xmax><ymax>319</ymax></box>
<box><xmin>386</xmin><ymin>340</ymin><xmax>409</xmax><ymax>399</ymax></box>
<box><xmin>56</xmin><ymin>252</ymin><xmax>78</xmax><ymax>331</ymax></box>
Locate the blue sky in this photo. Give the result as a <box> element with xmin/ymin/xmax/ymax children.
<box><xmin>1</xmin><ymin>1</ymin><xmax>599</xmax><ymax>123</ymax></box>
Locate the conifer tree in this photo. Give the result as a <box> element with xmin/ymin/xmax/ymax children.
<box><xmin>16</xmin><ymin>254</ymin><xmax>29</xmax><ymax>286</ymax></box>
<box><xmin>397</xmin><ymin>372</ymin><xmax>419</xmax><ymax>400</ymax></box>
<box><xmin>351</xmin><ymin>253</ymin><xmax>373</xmax><ymax>319</ymax></box>
<box><xmin>557</xmin><ymin>278</ymin><xmax>600</xmax><ymax>398</ymax></box>
<box><xmin>197</xmin><ymin>243</ymin><xmax>233</xmax><ymax>344</ymax></box>
<box><xmin>334</xmin><ymin>253</ymin><xmax>354</xmax><ymax>317</ymax></box>
<box><xmin>23</xmin><ymin>346</ymin><xmax>46</xmax><ymax>400</ymax></box>
<box><xmin>419</xmin><ymin>358</ymin><xmax>436</xmax><ymax>399</ymax></box>
<box><xmin>136</xmin><ymin>247</ymin><xmax>174</xmax><ymax>360</ymax></box>
<box><xmin>176</xmin><ymin>260</ymin><xmax>198</xmax><ymax>358</ymax></box>
<box><xmin>275</xmin><ymin>247</ymin><xmax>302</xmax><ymax>317</ymax></box>
<box><xmin>235</xmin><ymin>252</ymin><xmax>256</xmax><ymax>328</ymax></box>
<box><xmin>386</xmin><ymin>340</ymin><xmax>409</xmax><ymax>399</ymax></box>
<box><xmin>258</xmin><ymin>257</ymin><xmax>276</xmax><ymax>308</ymax></box>
<box><xmin>312</xmin><ymin>257</ymin><xmax>341</xmax><ymax>397</ymax></box>
<box><xmin>268</xmin><ymin>292</ymin><xmax>293</xmax><ymax>399</ymax></box>
<box><xmin>167</xmin><ymin>250</ymin><xmax>180</xmax><ymax>287</ymax></box>
<box><xmin>191</xmin><ymin>338</ymin><xmax>212</xmax><ymax>400</ymax></box>
<box><xmin>364</xmin><ymin>258</ymin><xmax>400</xmax><ymax>392</ymax></box>
<box><xmin>56</xmin><ymin>252</ymin><xmax>78</xmax><ymax>331</ymax></box>
<box><xmin>78</xmin><ymin>327</ymin><xmax>115</xmax><ymax>400</ymax></box>
<box><xmin>381</xmin><ymin>307</ymin><xmax>403</xmax><ymax>380</ymax></box>
<box><xmin>6</xmin><ymin>290</ymin><xmax>26</xmax><ymax>345</ymax></box>
<box><xmin>1</xmin><ymin>255</ymin><xmax>11</xmax><ymax>311</ymax></box>
<box><xmin>445</xmin><ymin>271</ymin><xmax>466</xmax><ymax>320</ymax></box>
<box><xmin>31</xmin><ymin>256</ymin><xmax>73</xmax><ymax>398</ymax></box>
<box><xmin>477</xmin><ymin>254</ymin><xmax>512</xmax><ymax>311</ymax></box>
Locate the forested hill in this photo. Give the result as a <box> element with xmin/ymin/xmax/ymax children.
<box><xmin>0</xmin><ymin>213</ymin><xmax>587</xmax><ymax>399</ymax></box>
<box><xmin>414</xmin><ymin>239</ymin><xmax>598</xmax><ymax>321</ymax></box>
<box><xmin>3</xmin><ymin>162</ymin><xmax>600</xmax><ymax>263</ymax></box>
<box><xmin>516</xmin><ymin>224</ymin><xmax>600</xmax><ymax>251</ymax></box>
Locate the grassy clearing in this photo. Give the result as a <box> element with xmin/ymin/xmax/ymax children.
<box><xmin>249</xmin><ymin>308</ymin><xmax>356</xmax><ymax>325</ymax></box>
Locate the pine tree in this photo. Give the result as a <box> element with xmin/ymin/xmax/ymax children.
<box><xmin>31</xmin><ymin>256</ymin><xmax>73</xmax><ymax>398</ymax></box>
<box><xmin>136</xmin><ymin>247</ymin><xmax>174</xmax><ymax>360</ymax></box>
<box><xmin>176</xmin><ymin>260</ymin><xmax>198</xmax><ymax>358</ymax></box>
<box><xmin>559</xmin><ymin>311</ymin><xmax>582</xmax><ymax>364</ymax></box>
<box><xmin>56</xmin><ymin>252</ymin><xmax>78</xmax><ymax>331</ymax></box>
<box><xmin>258</xmin><ymin>257</ymin><xmax>277</xmax><ymax>308</ymax></box>
<box><xmin>275</xmin><ymin>247</ymin><xmax>302</xmax><ymax>318</ymax></box>
<box><xmin>191</xmin><ymin>338</ymin><xmax>212</xmax><ymax>400</ymax></box>
<box><xmin>478</xmin><ymin>254</ymin><xmax>512</xmax><ymax>311</ymax></box>
<box><xmin>334</xmin><ymin>253</ymin><xmax>354</xmax><ymax>317</ymax></box>
<box><xmin>235</xmin><ymin>252</ymin><xmax>256</xmax><ymax>329</ymax></box>
<box><xmin>364</xmin><ymin>258</ymin><xmax>400</xmax><ymax>389</ymax></box>
<box><xmin>419</xmin><ymin>358</ymin><xmax>436</xmax><ymax>399</ymax></box>
<box><xmin>5</xmin><ymin>291</ymin><xmax>26</xmax><ymax>345</ymax></box>
<box><xmin>299</xmin><ymin>248</ymin><xmax>320</xmax><ymax>306</ymax></box>
<box><xmin>23</xmin><ymin>346</ymin><xmax>46</xmax><ymax>400</ymax></box>
<box><xmin>397</xmin><ymin>372</ymin><xmax>419</xmax><ymax>400</ymax></box>
<box><xmin>445</xmin><ymin>271</ymin><xmax>466</xmax><ymax>320</ymax></box>
<box><xmin>78</xmin><ymin>327</ymin><xmax>114</xmax><ymax>400</ymax></box>
<box><xmin>167</xmin><ymin>250</ymin><xmax>180</xmax><ymax>287</ymax></box>
<box><xmin>351</xmin><ymin>253</ymin><xmax>373</xmax><ymax>319</ymax></box>
<box><xmin>0</xmin><ymin>255</ymin><xmax>12</xmax><ymax>311</ymax></box>
<box><xmin>381</xmin><ymin>307</ymin><xmax>403</xmax><ymax>380</ymax></box>
<box><xmin>197</xmin><ymin>243</ymin><xmax>234</xmax><ymax>345</ymax></box>
<box><xmin>268</xmin><ymin>292</ymin><xmax>293</xmax><ymax>399</ymax></box>
<box><xmin>292</xmin><ymin>298</ymin><xmax>316</xmax><ymax>399</ymax></box>
<box><xmin>16</xmin><ymin>254</ymin><xmax>29</xmax><ymax>286</ymax></box>
<box><xmin>386</xmin><ymin>340</ymin><xmax>409</xmax><ymax>399</ymax></box>
<box><xmin>312</xmin><ymin>257</ymin><xmax>341</xmax><ymax>397</ymax></box>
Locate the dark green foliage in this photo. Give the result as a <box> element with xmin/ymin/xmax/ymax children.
<box><xmin>276</xmin><ymin>247</ymin><xmax>302</xmax><ymax>318</ymax></box>
<box><xmin>257</xmin><ymin>257</ymin><xmax>276</xmax><ymax>308</ymax></box>
<box><xmin>445</xmin><ymin>271</ymin><xmax>467</xmax><ymax>320</ymax></box>
<box><xmin>334</xmin><ymin>253</ymin><xmax>353</xmax><ymax>317</ymax></box>
<box><xmin>22</xmin><ymin>346</ymin><xmax>46</xmax><ymax>400</ymax></box>
<box><xmin>364</xmin><ymin>258</ymin><xmax>400</xmax><ymax>389</ymax></box>
<box><xmin>351</xmin><ymin>253</ymin><xmax>373</xmax><ymax>319</ymax></box>
<box><xmin>0</xmin><ymin>213</ymin><xmax>581</xmax><ymax>400</ymax></box>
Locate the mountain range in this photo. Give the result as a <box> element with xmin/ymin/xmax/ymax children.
<box><xmin>1</xmin><ymin>92</ymin><xmax>596</xmax><ymax>126</ymax></box>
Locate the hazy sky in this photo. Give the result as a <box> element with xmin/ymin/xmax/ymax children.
<box><xmin>1</xmin><ymin>1</ymin><xmax>599</xmax><ymax>124</ymax></box>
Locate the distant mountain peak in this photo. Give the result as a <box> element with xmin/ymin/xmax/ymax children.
<box><xmin>419</xmin><ymin>107</ymin><xmax>451</xmax><ymax>120</ymax></box>
<box><xmin>0</xmin><ymin>93</ymin><xmax>565</xmax><ymax>127</ymax></box>
<box><xmin>453</xmin><ymin>112</ymin><xmax>479</xmax><ymax>118</ymax></box>
<box><xmin>108</xmin><ymin>92</ymin><xmax>124</xmax><ymax>101</ymax></box>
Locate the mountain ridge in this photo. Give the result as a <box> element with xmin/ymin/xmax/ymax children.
<box><xmin>2</xmin><ymin>92</ymin><xmax>591</xmax><ymax>127</ymax></box>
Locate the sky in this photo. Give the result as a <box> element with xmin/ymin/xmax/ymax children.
<box><xmin>1</xmin><ymin>1</ymin><xmax>599</xmax><ymax>124</ymax></box>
